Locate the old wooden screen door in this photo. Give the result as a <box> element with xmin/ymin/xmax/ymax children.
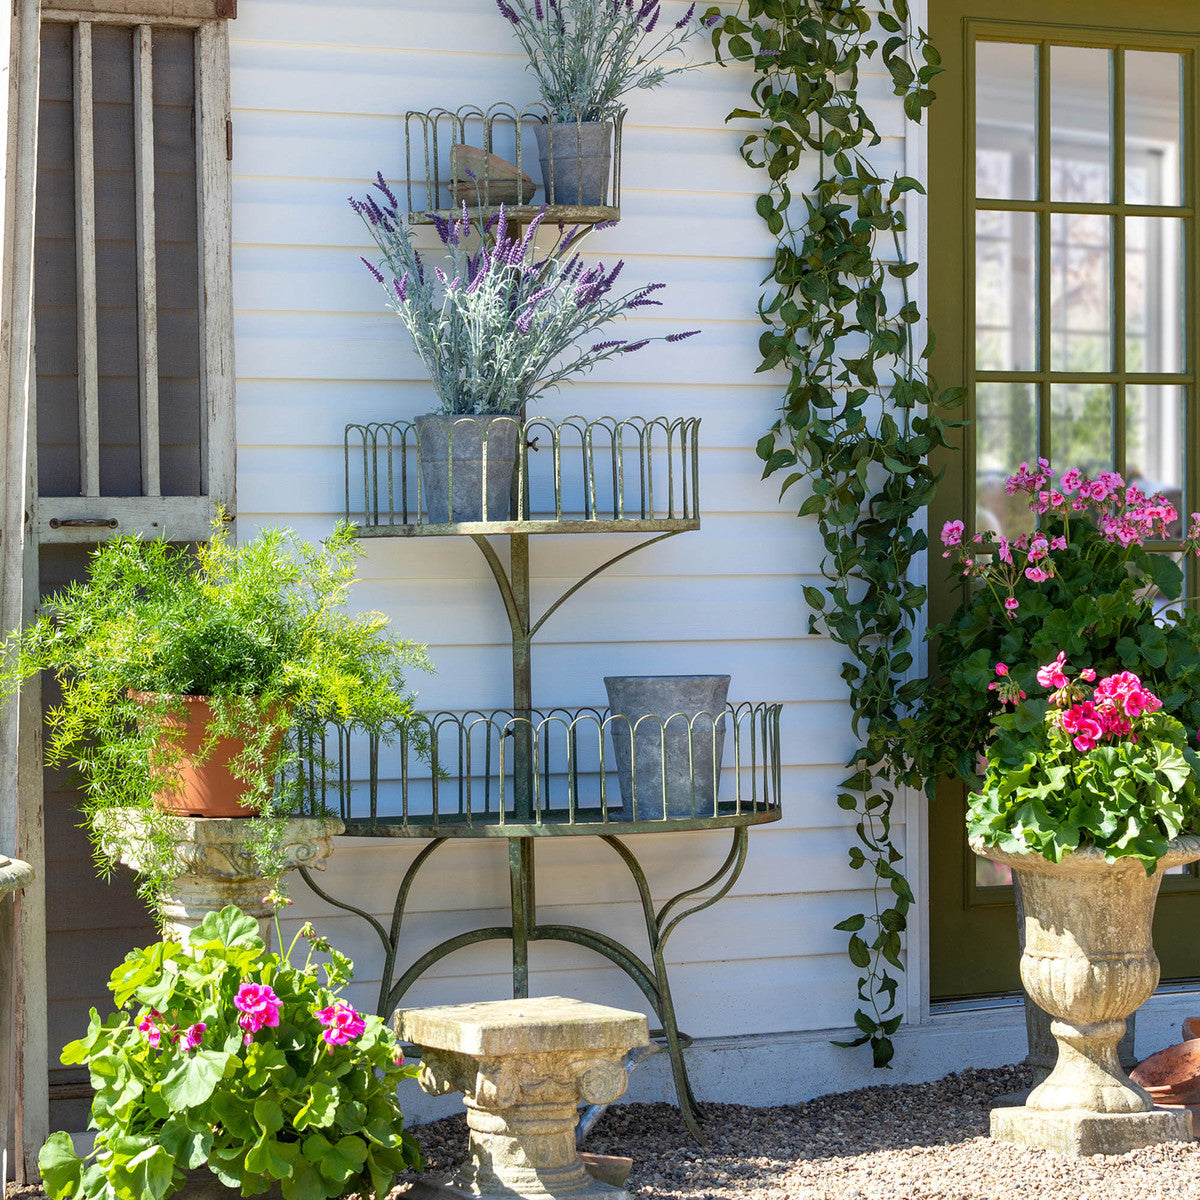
<box><xmin>929</xmin><ymin>0</ymin><xmax>1200</xmax><ymax>999</ymax></box>
<box><xmin>1</xmin><ymin>0</ymin><xmax>235</xmax><ymax>1175</ymax></box>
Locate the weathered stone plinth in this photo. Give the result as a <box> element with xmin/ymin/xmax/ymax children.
<box><xmin>95</xmin><ymin>810</ymin><xmax>342</xmax><ymax>940</ymax></box>
<box><xmin>397</xmin><ymin>997</ymin><xmax>649</xmax><ymax>1200</ymax></box>
<box><xmin>991</xmin><ymin>1106</ymin><xmax>1192</xmax><ymax>1156</ymax></box>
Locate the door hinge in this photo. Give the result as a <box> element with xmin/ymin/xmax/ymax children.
<box><xmin>226</xmin><ymin>117</ymin><xmax>233</xmax><ymax>162</ymax></box>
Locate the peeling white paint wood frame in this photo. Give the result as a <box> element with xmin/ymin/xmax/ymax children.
<box><xmin>73</xmin><ymin>21</ymin><xmax>99</xmax><ymax>497</ymax></box>
<box><xmin>197</xmin><ymin>19</ymin><xmax>235</xmax><ymax>517</ymax></box>
<box><xmin>0</xmin><ymin>0</ymin><xmax>43</xmax><ymax>1178</ymax></box>
<box><xmin>134</xmin><ymin>23</ymin><xmax>160</xmax><ymax>497</ymax></box>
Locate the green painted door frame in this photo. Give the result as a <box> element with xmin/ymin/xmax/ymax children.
<box><xmin>928</xmin><ymin>0</ymin><xmax>1200</xmax><ymax>999</ymax></box>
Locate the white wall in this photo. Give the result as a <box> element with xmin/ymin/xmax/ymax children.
<box><xmin>228</xmin><ymin>0</ymin><xmax>918</xmax><ymax>1103</ymax></box>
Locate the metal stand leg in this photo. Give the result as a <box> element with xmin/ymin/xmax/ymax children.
<box><xmin>300</xmin><ymin>826</ymin><xmax>751</xmax><ymax>1145</ymax></box>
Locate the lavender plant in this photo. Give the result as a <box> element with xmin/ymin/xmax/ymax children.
<box><xmin>496</xmin><ymin>0</ymin><xmax>715</xmax><ymax>121</ymax></box>
<box><xmin>350</xmin><ymin>175</ymin><xmax>699</xmax><ymax>416</ymax></box>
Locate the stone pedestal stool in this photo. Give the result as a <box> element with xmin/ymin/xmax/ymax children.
<box><xmin>94</xmin><ymin>810</ymin><xmax>342</xmax><ymax>940</ymax></box>
<box><xmin>0</xmin><ymin>855</ymin><xmax>33</xmax><ymax>898</ymax></box>
<box><xmin>396</xmin><ymin>997</ymin><xmax>649</xmax><ymax>1200</ymax></box>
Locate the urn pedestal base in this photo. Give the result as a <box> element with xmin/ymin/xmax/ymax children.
<box><xmin>991</xmin><ymin>1105</ymin><xmax>1193</xmax><ymax>1156</ymax></box>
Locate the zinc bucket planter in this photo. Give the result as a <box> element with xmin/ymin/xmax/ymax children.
<box><xmin>533</xmin><ymin>120</ymin><xmax>612</xmax><ymax>206</ymax></box>
<box><xmin>604</xmin><ymin>675</ymin><xmax>730</xmax><ymax>821</ymax></box>
<box><xmin>972</xmin><ymin>833</ymin><xmax>1200</xmax><ymax>1155</ymax></box>
<box><xmin>416</xmin><ymin>413</ymin><xmax>519</xmax><ymax>524</ymax></box>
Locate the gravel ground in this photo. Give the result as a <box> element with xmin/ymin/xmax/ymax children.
<box><xmin>407</xmin><ymin>1064</ymin><xmax>1200</xmax><ymax>1199</ymax></box>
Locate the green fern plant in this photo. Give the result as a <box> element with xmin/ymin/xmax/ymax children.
<box><xmin>0</xmin><ymin>519</ymin><xmax>430</xmax><ymax>912</ymax></box>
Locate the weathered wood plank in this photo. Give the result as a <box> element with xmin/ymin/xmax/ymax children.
<box><xmin>34</xmin><ymin>494</ymin><xmax>223</xmax><ymax>542</ymax></box>
<box><xmin>134</xmin><ymin>24</ymin><xmax>160</xmax><ymax>497</ymax></box>
<box><xmin>196</xmin><ymin>20</ymin><xmax>235</xmax><ymax>513</ymax></box>
<box><xmin>73</xmin><ymin>22</ymin><xmax>99</xmax><ymax>498</ymax></box>
<box><xmin>44</xmin><ymin>1</ymin><xmax>236</xmax><ymax>19</ymax></box>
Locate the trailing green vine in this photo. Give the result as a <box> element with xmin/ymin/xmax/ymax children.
<box><xmin>705</xmin><ymin>1</ymin><xmax>964</xmax><ymax>1066</ymax></box>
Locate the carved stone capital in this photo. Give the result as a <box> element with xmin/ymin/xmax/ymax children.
<box><xmin>397</xmin><ymin>997</ymin><xmax>648</xmax><ymax>1200</ymax></box>
<box><xmin>0</xmin><ymin>855</ymin><xmax>33</xmax><ymax>896</ymax></box>
<box><xmin>94</xmin><ymin>809</ymin><xmax>343</xmax><ymax>940</ymax></box>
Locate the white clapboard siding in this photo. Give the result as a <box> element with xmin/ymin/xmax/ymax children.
<box><xmin>228</xmin><ymin>0</ymin><xmax>912</xmax><ymax>1046</ymax></box>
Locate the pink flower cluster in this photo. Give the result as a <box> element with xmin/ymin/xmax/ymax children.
<box><xmin>235</xmin><ymin>982</ymin><xmax>282</xmax><ymax>1041</ymax></box>
<box><xmin>939</xmin><ymin>459</ymin><xmax>1200</xmax><ymax>619</ymax></box>
<box><xmin>136</xmin><ymin>1009</ymin><xmax>206</xmax><ymax>1052</ymax></box>
<box><xmin>1031</xmin><ymin>654</ymin><xmax>1164</xmax><ymax>753</ymax></box>
<box><xmin>315</xmin><ymin>1002</ymin><xmax>366</xmax><ymax>1047</ymax></box>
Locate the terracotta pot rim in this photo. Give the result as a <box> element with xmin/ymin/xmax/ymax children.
<box><xmin>968</xmin><ymin>833</ymin><xmax>1200</xmax><ymax>874</ymax></box>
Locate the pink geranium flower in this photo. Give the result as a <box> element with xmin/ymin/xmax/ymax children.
<box><xmin>315</xmin><ymin>1002</ymin><xmax>366</xmax><ymax>1047</ymax></box>
<box><xmin>183</xmin><ymin>1023</ymin><xmax>206</xmax><ymax>1051</ymax></box>
<box><xmin>1036</xmin><ymin>652</ymin><xmax>1069</xmax><ymax>691</ymax></box>
<box><xmin>137</xmin><ymin>1016</ymin><xmax>161</xmax><ymax>1049</ymax></box>
<box><xmin>940</xmin><ymin>519</ymin><xmax>965</xmax><ymax>547</ymax></box>
<box><xmin>234</xmin><ymin>982</ymin><xmax>282</xmax><ymax>1036</ymax></box>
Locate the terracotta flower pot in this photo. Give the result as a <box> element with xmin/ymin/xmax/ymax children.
<box><xmin>972</xmin><ymin>834</ymin><xmax>1200</xmax><ymax>1115</ymax></box>
<box><xmin>133</xmin><ymin>693</ymin><xmax>280</xmax><ymax>818</ymax></box>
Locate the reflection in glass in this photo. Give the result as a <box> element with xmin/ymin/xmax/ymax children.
<box><xmin>975</xmin><ymin>383</ymin><xmax>1039</xmax><ymax>539</ymax></box>
<box><xmin>1050</xmin><ymin>213</ymin><xmax>1112</xmax><ymax>371</ymax></box>
<box><xmin>1051</xmin><ymin>384</ymin><xmax>1113</xmax><ymax>474</ymax></box>
<box><xmin>1051</xmin><ymin>46</ymin><xmax>1112</xmax><ymax>204</ymax></box>
<box><xmin>1126</xmin><ymin>51</ymin><xmax>1184</xmax><ymax>206</ymax></box>
<box><xmin>976</xmin><ymin>210</ymin><xmax>1038</xmax><ymax>372</ymax></box>
<box><xmin>1127</xmin><ymin>217</ymin><xmax>1184</xmax><ymax>374</ymax></box>
<box><xmin>976</xmin><ymin>41</ymin><xmax>1037</xmax><ymax>201</ymax></box>
<box><xmin>1127</xmin><ymin>385</ymin><xmax>1185</xmax><ymax>537</ymax></box>
<box><xmin>976</xmin><ymin>856</ymin><xmax>1014</xmax><ymax>888</ymax></box>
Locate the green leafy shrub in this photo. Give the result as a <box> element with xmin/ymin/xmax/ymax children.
<box><xmin>0</xmin><ymin>519</ymin><xmax>430</xmax><ymax>904</ymax></box>
<box><xmin>38</xmin><ymin>906</ymin><xmax>423</xmax><ymax>1200</ymax></box>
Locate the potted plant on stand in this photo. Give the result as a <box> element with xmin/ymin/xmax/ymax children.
<box><xmin>38</xmin><ymin>905</ymin><xmax>423</xmax><ymax>1200</ymax></box>
<box><xmin>969</xmin><ymin>657</ymin><xmax>1200</xmax><ymax>1154</ymax></box>
<box><xmin>350</xmin><ymin>185</ymin><xmax>699</xmax><ymax>523</ymax></box>
<box><xmin>0</xmin><ymin>519</ymin><xmax>429</xmax><ymax>921</ymax></box>
<box><xmin>905</xmin><ymin>461</ymin><xmax>1200</xmax><ymax>1083</ymax></box>
<box><xmin>494</xmin><ymin>0</ymin><xmax>715</xmax><ymax>205</ymax></box>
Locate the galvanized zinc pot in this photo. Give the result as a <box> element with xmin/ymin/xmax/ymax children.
<box><xmin>415</xmin><ymin>413</ymin><xmax>519</xmax><ymax>524</ymax></box>
<box><xmin>534</xmin><ymin>120</ymin><xmax>613</xmax><ymax>206</ymax></box>
<box><xmin>604</xmin><ymin>675</ymin><xmax>730</xmax><ymax>821</ymax></box>
<box><xmin>971</xmin><ymin>833</ymin><xmax>1200</xmax><ymax>1115</ymax></box>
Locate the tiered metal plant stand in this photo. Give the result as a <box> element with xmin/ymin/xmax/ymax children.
<box><xmin>303</xmin><ymin>419</ymin><xmax>782</xmax><ymax>1142</ymax></box>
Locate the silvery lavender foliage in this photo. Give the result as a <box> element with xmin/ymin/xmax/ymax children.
<box><xmin>350</xmin><ymin>174</ymin><xmax>698</xmax><ymax>416</ymax></box>
<box><xmin>496</xmin><ymin>0</ymin><xmax>715</xmax><ymax>121</ymax></box>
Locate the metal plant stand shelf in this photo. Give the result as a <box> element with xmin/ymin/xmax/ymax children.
<box><xmin>304</xmin><ymin>416</ymin><xmax>784</xmax><ymax>1142</ymax></box>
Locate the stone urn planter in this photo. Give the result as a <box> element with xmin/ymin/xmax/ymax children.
<box><xmin>416</xmin><ymin>413</ymin><xmax>520</xmax><ymax>524</ymax></box>
<box><xmin>533</xmin><ymin>120</ymin><xmax>613</xmax><ymax>206</ymax></box>
<box><xmin>972</xmin><ymin>832</ymin><xmax>1200</xmax><ymax>1154</ymax></box>
<box><xmin>604</xmin><ymin>674</ymin><xmax>729</xmax><ymax>821</ymax></box>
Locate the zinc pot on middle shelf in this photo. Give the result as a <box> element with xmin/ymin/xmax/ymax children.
<box><xmin>604</xmin><ymin>674</ymin><xmax>730</xmax><ymax>821</ymax></box>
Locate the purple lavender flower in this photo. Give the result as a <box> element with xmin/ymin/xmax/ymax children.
<box><xmin>676</xmin><ymin>2</ymin><xmax>696</xmax><ymax>28</ymax></box>
<box><xmin>429</xmin><ymin>212</ymin><xmax>453</xmax><ymax>246</ymax></box>
<box><xmin>373</xmin><ymin>172</ymin><xmax>398</xmax><ymax>211</ymax></box>
<box><xmin>591</xmin><ymin>340</ymin><xmax>626</xmax><ymax>352</ymax></box>
<box><xmin>666</xmin><ymin>330</ymin><xmax>700</xmax><ymax>342</ymax></box>
<box><xmin>360</xmin><ymin>256</ymin><xmax>385</xmax><ymax>284</ymax></box>
<box><xmin>496</xmin><ymin>0</ymin><xmax>521</xmax><ymax>23</ymax></box>
<box><xmin>593</xmin><ymin>220</ymin><xmax>619</xmax><ymax>232</ymax></box>
<box><xmin>705</xmin><ymin>12</ymin><xmax>720</xmax><ymax>26</ymax></box>
<box><xmin>637</xmin><ymin>0</ymin><xmax>655</xmax><ymax>19</ymax></box>
<box><xmin>393</xmin><ymin>273</ymin><xmax>409</xmax><ymax>302</ymax></box>
<box><xmin>348</xmin><ymin>196</ymin><xmax>363</xmax><ymax>218</ymax></box>
<box><xmin>621</xmin><ymin>339</ymin><xmax>650</xmax><ymax>352</ymax></box>
<box><xmin>644</xmin><ymin>6</ymin><xmax>659</xmax><ymax>33</ymax></box>
<box><xmin>534</xmin><ymin>0</ymin><xmax>543</xmax><ymax>17</ymax></box>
